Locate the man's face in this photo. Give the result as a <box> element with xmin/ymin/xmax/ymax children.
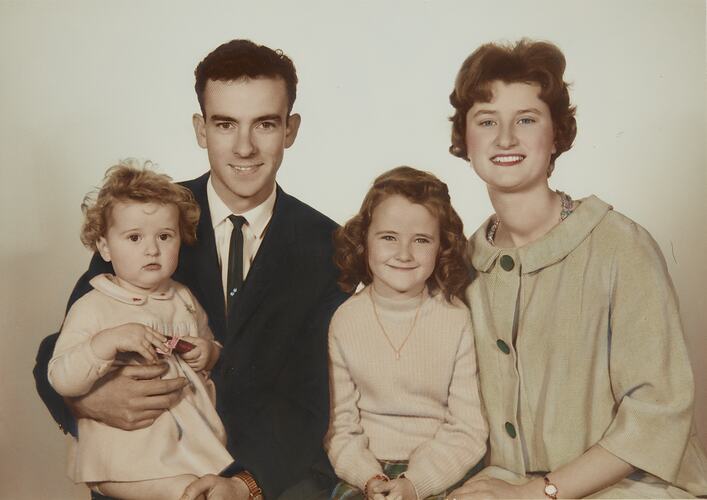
<box><xmin>193</xmin><ymin>77</ymin><xmax>300</xmax><ymax>213</ymax></box>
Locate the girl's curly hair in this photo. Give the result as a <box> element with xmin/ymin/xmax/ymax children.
<box><xmin>80</xmin><ymin>160</ymin><xmax>200</xmax><ymax>251</ymax></box>
<box><xmin>334</xmin><ymin>166</ymin><xmax>470</xmax><ymax>302</ymax></box>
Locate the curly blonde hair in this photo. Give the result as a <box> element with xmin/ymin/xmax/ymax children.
<box><xmin>334</xmin><ymin>166</ymin><xmax>471</xmax><ymax>303</ymax></box>
<box><xmin>80</xmin><ymin>160</ymin><xmax>200</xmax><ymax>251</ymax></box>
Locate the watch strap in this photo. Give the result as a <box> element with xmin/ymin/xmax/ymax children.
<box><xmin>235</xmin><ymin>471</ymin><xmax>263</xmax><ymax>499</ymax></box>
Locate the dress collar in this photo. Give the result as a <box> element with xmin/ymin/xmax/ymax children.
<box><xmin>468</xmin><ymin>195</ymin><xmax>612</xmax><ymax>274</ymax></box>
<box><xmin>89</xmin><ymin>274</ymin><xmax>176</xmax><ymax>305</ymax></box>
<box><xmin>207</xmin><ymin>176</ymin><xmax>277</xmax><ymax>238</ymax></box>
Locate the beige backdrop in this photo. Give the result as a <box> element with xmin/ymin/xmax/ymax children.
<box><xmin>1</xmin><ymin>1</ymin><xmax>705</xmax><ymax>499</ymax></box>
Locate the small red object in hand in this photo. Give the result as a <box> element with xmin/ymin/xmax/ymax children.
<box><xmin>158</xmin><ymin>336</ymin><xmax>195</xmax><ymax>356</ymax></box>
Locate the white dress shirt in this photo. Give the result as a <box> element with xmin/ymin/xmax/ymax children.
<box><xmin>207</xmin><ymin>177</ymin><xmax>276</xmax><ymax>306</ymax></box>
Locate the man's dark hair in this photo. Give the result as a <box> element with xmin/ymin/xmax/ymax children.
<box><xmin>194</xmin><ymin>39</ymin><xmax>298</xmax><ymax>117</ymax></box>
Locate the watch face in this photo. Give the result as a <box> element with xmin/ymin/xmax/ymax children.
<box><xmin>545</xmin><ymin>484</ymin><xmax>558</xmax><ymax>496</ymax></box>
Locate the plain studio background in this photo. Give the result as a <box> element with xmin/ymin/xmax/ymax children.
<box><xmin>1</xmin><ymin>1</ymin><xmax>704</xmax><ymax>498</ymax></box>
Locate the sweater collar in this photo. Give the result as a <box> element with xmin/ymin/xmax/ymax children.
<box><xmin>89</xmin><ymin>273</ymin><xmax>176</xmax><ymax>305</ymax></box>
<box><xmin>366</xmin><ymin>284</ymin><xmax>430</xmax><ymax>314</ymax></box>
<box><xmin>469</xmin><ymin>195</ymin><xmax>612</xmax><ymax>274</ymax></box>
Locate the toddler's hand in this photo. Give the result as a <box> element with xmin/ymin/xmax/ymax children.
<box><xmin>91</xmin><ymin>323</ymin><xmax>167</xmax><ymax>364</ymax></box>
<box><xmin>179</xmin><ymin>337</ymin><xmax>218</xmax><ymax>371</ymax></box>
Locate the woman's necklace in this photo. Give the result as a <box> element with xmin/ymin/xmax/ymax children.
<box><xmin>487</xmin><ymin>190</ymin><xmax>574</xmax><ymax>245</ymax></box>
<box><xmin>369</xmin><ymin>287</ymin><xmax>424</xmax><ymax>360</ymax></box>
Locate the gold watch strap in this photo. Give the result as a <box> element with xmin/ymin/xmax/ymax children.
<box><xmin>235</xmin><ymin>471</ymin><xmax>263</xmax><ymax>499</ymax></box>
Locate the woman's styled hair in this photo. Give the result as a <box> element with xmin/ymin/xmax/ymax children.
<box><xmin>334</xmin><ymin>166</ymin><xmax>470</xmax><ymax>302</ymax></box>
<box><xmin>80</xmin><ymin>160</ymin><xmax>200</xmax><ymax>251</ymax></box>
<box><xmin>449</xmin><ymin>39</ymin><xmax>577</xmax><ymax>176</ymax></box>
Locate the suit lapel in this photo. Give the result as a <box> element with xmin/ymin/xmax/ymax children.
<box><xmin>181</xmin><ymin>174</ymin><xmax>227</xmax><ymax>339</ymax></box>
<box><xmin>227</xmin><ymin>186</ymin><xmax>294</xmax><ymax>339</ymax></box>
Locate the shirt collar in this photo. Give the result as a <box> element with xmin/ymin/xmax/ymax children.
<box><xmin>207</xmin><ymin>176</ymin><xmax>277</xmax><ymax>238</ymax></box>
<box><xmin>89</xmin><ymin>274</ymin><xmax>175</xmax><ymax>305</ymax></box>
<box><xmin>468</xmin><ymin>195</ymin><xmax>612</xmax><ymax>274</ymax></box>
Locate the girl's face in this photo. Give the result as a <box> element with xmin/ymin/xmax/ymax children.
<box><xmin>367</xmin><ymin>194</ymin><xmax>440</xmax><ymax>299</ymax></box>
<box><xmin>465</xmin><ymin>80</ymin><xmax>556</xmax><ymax>193</ymax></box>
<box><xmin>97</xmin><ymin>201</ymin><xmax>180</xmax><ymax>294</ymax></box>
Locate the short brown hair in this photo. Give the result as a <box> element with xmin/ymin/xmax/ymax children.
<box><xmin>334</xmin><ymin>166</ymin><xmax>470</xmax><ymax>302</ymax></box>
<box><xmin>194</xmin><ymin>39</ymin><xmax>298</xmax><ymax>117</ymax></box>
<box><xmin>80</xmin><ymin>160</ymin><xmax>200</xmax><ymax>251</ymax></box>
<box><xmin>449</xmin><ymin>39</ymin><xmax>577</xmax><ymax>176</ymax></box>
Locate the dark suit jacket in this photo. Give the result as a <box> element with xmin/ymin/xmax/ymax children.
<box><xmin>34</xmin><ymin>172</ymin><xmax>348</xmax><ymax>499</ymax></box>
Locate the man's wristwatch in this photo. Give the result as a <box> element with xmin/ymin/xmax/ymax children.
<box><xmin>235</xmin><ymin>471</ymin><xmax>263</xmax><ymax>500</ymax></box>
<box><xmin>543</xmin><ymin>476</ymin><xmax>558</xmax><ymax>499</ymax></box>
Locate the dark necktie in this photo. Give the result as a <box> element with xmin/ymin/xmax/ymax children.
<box><xmin>227</xmin><ymin>215</ymin><xmax>246</xmax><ymax>314</ymax></box>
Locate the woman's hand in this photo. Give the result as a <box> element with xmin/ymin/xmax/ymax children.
<box><xmin>179</xmin><ymin>337</ymin><xmax>219</xmax><ymax>371</ymax></box>
<box><xmin>447</xmin><ymin>477</ymin><xmax>539</xmax><ymax>500</ymax></box>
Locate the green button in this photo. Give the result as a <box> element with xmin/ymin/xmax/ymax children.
<box><xmin>496</xmin><ymin>339</ymin><xmax>510</xmax><ymax>354</ymax></box>
<box><xmin>505</xmin><ymin>421</ymin><xmax>517</xmax><ymax>438</ymax></box>
<box><xmin>500</xmin><ymin>255</ymin><xmax>515</xmax><ymax>271</ymax></box>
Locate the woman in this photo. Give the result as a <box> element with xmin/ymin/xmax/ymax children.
<box><xmin>447</xmin><ymin>39</ymin><xmax>707</xmax><ymax>499</ymax></box>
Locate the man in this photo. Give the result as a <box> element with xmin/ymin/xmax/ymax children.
<box><xmin>34</xmin><ymin>39</ymin><xmax>347</xmax><ymax>500</ymax></box>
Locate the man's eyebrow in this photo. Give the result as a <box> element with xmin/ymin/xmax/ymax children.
<box><xmin>257</xmin><ymin>114</ymin><xmax>282</xmax><ymax>122</ymax></box>
<box><xmin>209</xmin><ymin>114</ymin><xmax>237</xmax><ymax>122</ymax></box>
<box><xmin>208</xmin><ymin>114</ymin><xmax>283</xmax><ymax>123</ymax></box>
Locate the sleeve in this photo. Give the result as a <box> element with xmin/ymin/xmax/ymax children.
<box><xmin>597</xmin><ymin>221</ymin><xmax>695</xmax><ymax>483</ymax></box>
<box><xmin>403</xmin><ymin>318</ymin><xmax>488</xmax><ymax>498</ymax></box>
<box><xmin>33</xmin><ymin>252</ymin><xmax>113</xmax><ymax>436</ymax></box>
<box><xmin>222</xmin><ymin>277</ymin><xmax>350</xmax><ymax>499</ymax></box>
<box><xmin>323</xmin><ymin>312</ymin><xmax>385</xmax><ymax>490</ymax></box>
<box><xmin>47</xmin><ymin>295</ymin><xmax>115</xmax><ymax>397</ymax></box>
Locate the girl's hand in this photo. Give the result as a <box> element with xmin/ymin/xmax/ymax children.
<box><xmin>90</xmin><ymin>323</ymin><xmax>167</xmax><ymax>363</ymax></box>
<box><xmin>372</xmin><ymin>477</ymin><xmax>416</xmax><ymax>500</ymax></box>
<box><xmin>179</xmin><ymin>337</ymin><xmax>218</xmax><ymax>371</ymax></box>
<box><xmin>365</xmin><ymin>476</ymin><xmax>389</xmax><ymax>500</ymax></box>
<box><xmin>447</xmin><ymin>477</ymin><xmax>537</xmax><ymax>500</ymax></box>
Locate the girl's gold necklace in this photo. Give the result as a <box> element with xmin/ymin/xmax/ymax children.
<box><xmin>369</xmin><ymin>287</ymin><xmax>424</xmax><ymax>360</ymax></box>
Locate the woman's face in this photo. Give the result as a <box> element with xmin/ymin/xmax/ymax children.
<box><xmin>464</xmin><ymin>80</ymin><xmax>556</xmax><ymax>194</ymax></box>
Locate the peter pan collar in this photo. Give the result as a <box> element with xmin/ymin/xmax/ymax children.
<box><xmin>89</xmin><ymin>274</ymin><xmax>176</xmax><ymax>305</ymax></box>
<box><xmin>469</xmin><ymin>195</ymin><xmax>612</xmax><ymax>274</ymax></box>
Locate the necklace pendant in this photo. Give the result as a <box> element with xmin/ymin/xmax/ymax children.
<box><xmin>395</xmin><ymin>352</ymin><xmax>400</xmax><ymax>360</ymax></box>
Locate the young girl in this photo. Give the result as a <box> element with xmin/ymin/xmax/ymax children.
<box><xmin>447</xmin><ymin>40</ymin><xmax>707</xmax><ymax>499</ymax></box>
<box><xmin>325</xmin><ymin>166</ymin><xmax>488</xmax><ymax>500</ymax></box>
<box><xmin>48</xmin><ymin>162</ymin><xmax>233</xmax><ymax>499</ymax></box>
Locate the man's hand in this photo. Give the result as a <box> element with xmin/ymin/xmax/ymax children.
<box><xmin>68</xmin><ymin>363</ymin><xmax>187</xmax><ymax>430</ymax></box>
<box><xmin>180</xmin><ymin>474</ymin><xmax>251</xmax><ymax>500</ymax></box>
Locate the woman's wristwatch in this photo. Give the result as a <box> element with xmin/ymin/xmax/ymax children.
<box><xmin>543</xmin><ymin>476</ymin><xmax>558</xmax><ymax>499</ymax></box>
<box><xmin>235</xmin><ymin>471</ymin><xmax>263</xmax><ymax>500</ymax></box>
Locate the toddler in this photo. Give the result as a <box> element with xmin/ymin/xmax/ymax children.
<box><xmin>48</xmin><ymin>161</ymin><xmax>232</xmax><ymax>499</ymax></box>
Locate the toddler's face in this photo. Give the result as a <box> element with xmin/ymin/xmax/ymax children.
<box><xmin>97</xmin><ymin>201</ymin><xmax>180</xmax><ymax>294</ymax></box>
<box><xmin>366</xmin><ymin>194</ymin><xmax>440</xmax><ymax>299</ymax></box>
